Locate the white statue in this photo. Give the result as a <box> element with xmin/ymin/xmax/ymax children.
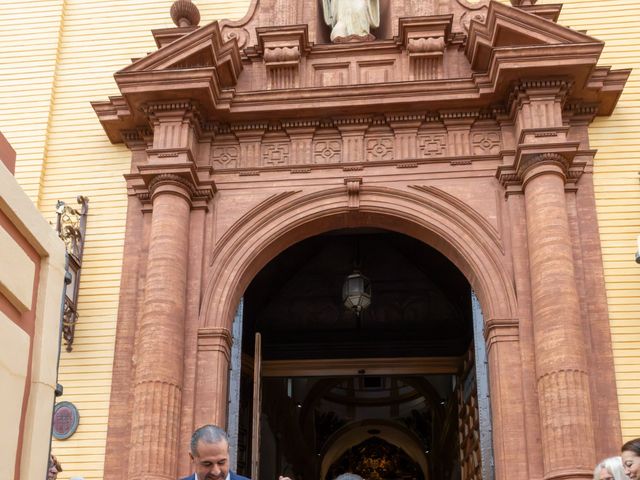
<box><xmin>322</xmin><ymin>0</ymin><xmax>380</xmax><ymax>42</ymax></box>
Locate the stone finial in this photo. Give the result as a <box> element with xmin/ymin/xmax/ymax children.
<box><xmin>170</xmin><ymin>0</ymin><xmax>201</xmax><ymax>28</ymax></box>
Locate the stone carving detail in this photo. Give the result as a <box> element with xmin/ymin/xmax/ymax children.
<box><xmin>221</xmin><ymin>26</ymin><xmax>250</xmax><ymax>49</ymax></box>
<box><xmin>407</xmin><ymin>37</ymin><xmax>446</xmax><ymax>80</ymax></box>
<box><xmin>412</xmin><ymin>56</ymin><xmax>444</xmax><ymax>81</ymax></box>
<box><xmin>314</xmin><ymin>140</ymin><xmax>342</xmax><ymax>164</ymax></box>
<box><xmin>418</xmin><ymin>134</ymin><xmax>447</xmax><ymax>157</ymax></box>
<box><xmin>268</xmin><ymin>66</ymin><xmax>299</xmax><ymax>90</ymax></box>
<box><xmin>366</xmin><ymin>137</ymin><xmax>394</xmax><ymax>162</ymax></box>
<box><xmin>212</xmin><ymin>146</ymin><xmax>239</xmax><ymax>169</ymax></box>
<box><xmin>264</xmin><ymin>47</ymin><xmax>301</xmax><ymax>89</ymax></box>
<box><xmin>205</xmin><ymin>115</ymin><xmax>507</xmax><ymax>168</ymax></box>
<box><xmin>264</xmin><ymin>46</ymin><xmax>300</xmax><ymax>63</ymax></box>
<box><xmin>457</xmin><ymin>0</ymin><xmax>489</xmax><ymax>32</ymax></box>
<box><xmin>263</xmin><ymin>143</ymin><xmax>290</xmax><ymax>166</ymax></box>
<box><xmin>344</xmin><ymin>177</ymin><xmax>363</xmax><ymax>209</ymax></box>
<box><xmin>518</xmin><ymin>152</ymin><xmax>571</xmax><ymax>179</ymax></box>
<box><xmin>148</xmin><ymin>173</ymin><xmax>197</xmax><ymax>198</ymax></box>
<box><xmin>407</xmin><ymin>36</ymin><xmax>446</xmax><ymax>54</ymax></box>
<box><xmin>472</xmin><ymin>132</ymin><xmax>501</xmax><ymax>155</ymax></box>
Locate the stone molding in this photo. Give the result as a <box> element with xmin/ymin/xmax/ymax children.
<box><xmin>484</xmin><ymin>318</ymin><xmax>519</xmax><ymax>352</ymax></box>
<box><xmin>202</xmin><ymin>185</ymin><xmax>516</xmax><ymax>328</ymax></box>
<box><xmin>197</xmin><ymin>327</ymin><xmax>233</xmax><ymax>361</ymax></box>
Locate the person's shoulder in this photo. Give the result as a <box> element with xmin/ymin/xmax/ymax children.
<box><xmin>230</xmin><ymin>472</ymin><xmax>251</xmax><ymax>480</ymax></box>
<box><xmin>179</xmin><ymin>475</ymin><xmax>195</xmax><ymax>480</ymax></box>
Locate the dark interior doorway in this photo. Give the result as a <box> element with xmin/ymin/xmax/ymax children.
<box><xmin>232</xmin><ymin>229</ymin><xmax>486</xmax><ymax>480</ymax></box>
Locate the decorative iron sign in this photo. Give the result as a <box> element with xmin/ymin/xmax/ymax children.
<box><xmin>52</xmin><ymin>401</ymin><xmax>80</xmax><ymax>440</ymax></box>
<box><xmin>55</xmin><ymin>196</ymin><xmax>89</xmax><ymax>352</ymax></box>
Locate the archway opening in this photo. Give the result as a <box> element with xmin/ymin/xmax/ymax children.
<box><xmin>230</xmin><ymin>228</ymin><xmax>488</xmax><ymax>480</ymax></box>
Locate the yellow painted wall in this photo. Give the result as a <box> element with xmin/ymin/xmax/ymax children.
<box><xmin>537</xmin><ymin>0</ymin><xmax>640</xmax><ymax>440</ymax></box>
<box><xmin>1</xmin><ymin>1</ymin><xmax>250</xmax><ymax>479</ymax></box>
<box><xmin>1</xmin><ymin>0</ymin><xmax>639</xmax><ymax>478</ymax></box>
<box><xmin>0</xmin><ymin>0</ymin><xmax>65</xmax><ymax>205</ymax></box>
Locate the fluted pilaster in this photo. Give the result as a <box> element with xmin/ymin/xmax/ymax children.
<box><xmin>522</xmin><ymin>154</ymin><xmax>595</xmax><ymax>480</ymax></box>
<box><xmin>128</xmin><ymin>178</ymin><xmax>192</xmax><ymax>480</ymax></box>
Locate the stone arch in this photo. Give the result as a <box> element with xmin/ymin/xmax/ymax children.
<box><xmin>200</xmin><ymin>184</ymin><xmax>516</xmax><ymax>331</ymax></box>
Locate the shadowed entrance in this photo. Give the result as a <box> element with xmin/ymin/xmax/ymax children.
<box><xmin>231</xmin><ymin>230</ymin><xmax>487</xmax><ymax>480</ymax></box>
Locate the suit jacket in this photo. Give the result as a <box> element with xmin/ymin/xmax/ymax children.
<box><xmin>180</xmin><ymin>472</ymin><xmax>251</xmax><ymax>480</ymax></box>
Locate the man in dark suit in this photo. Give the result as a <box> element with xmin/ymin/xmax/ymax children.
<box><xmin>180</xmin><ymin>425</ymin><xmax>250</xmax><ymax>480</ymax></box>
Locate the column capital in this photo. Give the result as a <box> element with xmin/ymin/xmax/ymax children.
<box><xmin>129</xmin><ymin>164</ymin><xmax>216</xmax><ymax>210</ymax></box>
<box><xmin>496</xmin><ymin>140</ymin><xmax>583</xmax><ymax>192</ymax></box>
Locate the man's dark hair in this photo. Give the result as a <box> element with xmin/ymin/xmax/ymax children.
<box><xmin>190</xmin><ymin>424</ymin><xmax>229</xmax><ymax>456</ymax></box>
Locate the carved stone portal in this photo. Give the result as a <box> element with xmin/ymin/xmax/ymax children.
<box><xmin>92</xmin><ymin>1</ymin><xmax>629</xmax><ymax>480</ymax></box>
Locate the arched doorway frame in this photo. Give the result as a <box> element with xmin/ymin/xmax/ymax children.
<box><xmin>196</xmin><ymin>185</ymin><xmax>525</xmax><ymax>480</ymax></box>
<box><xmin>201</xmin><ymin>185</ymin><xmax>516</xmax><ymax>326</ymax></box>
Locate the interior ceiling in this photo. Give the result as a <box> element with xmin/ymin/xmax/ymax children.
<box><xmin>244</xmin><ymin>229</ymin><xmax>472</xmax><ymax>360</ymax></box>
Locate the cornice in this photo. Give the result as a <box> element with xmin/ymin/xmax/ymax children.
<box><xmin>92</xmin><ymin>5</ymin><xmax>629</xmax><ymax>145</ymax></box>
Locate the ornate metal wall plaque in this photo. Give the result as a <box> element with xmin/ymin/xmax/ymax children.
<box><xmin>52</xmin><ymin>401</ymin><xmax>80</xmax><ymax>440</ymax></box>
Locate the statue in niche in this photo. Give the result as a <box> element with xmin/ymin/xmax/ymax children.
<box><xmin>322</xmin><ymin>0</ymin><xmax>380</xmax><ymax>43</ymax></box>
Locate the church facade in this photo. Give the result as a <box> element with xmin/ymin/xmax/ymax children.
<box><xmin>1</xmin><ymin>1</ymin><xmax>640</xmax><ymax>479</ymax></box>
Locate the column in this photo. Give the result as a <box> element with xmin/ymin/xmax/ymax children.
<box><xmin>485</xmin><ymin>318</ymin><xmax>528</xmax><ymax>480</ymax></box>
<box><xmin>194</xmin><ymin>327</ymin><xmax>233</xmax><ymax>428</ymax></box>
<box><xmin>521</xmin><ymin>153</ymin><xmax>595</xmax><ymax>480</ymax></box>
<box><xmin>128</xmin><ymin>175</ymin><xmax>193</xmax><ymax>480</ymax></box>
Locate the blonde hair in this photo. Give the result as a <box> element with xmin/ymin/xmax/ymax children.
<box><xmin>593</xmin><ymin>456</ymin><xmax>626</xmax><ymax>480</ymax></box>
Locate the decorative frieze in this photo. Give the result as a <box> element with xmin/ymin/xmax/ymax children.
<box><xmin>203</xmin><ymin>113</ymin><xmax>504</xmax><ymax>169</ymax></box>
<box><xmin>262</xmin><ymin>143</ymin><xmax>290</xmax><ymax>166</ymax></box>
<box><xmin>314</xmin><ymin>139</ymin><xmax>342</xmax><ymax>164</ymax></box>
<box><xmin>366</xmin><ymin>137</ymin><xmax>394</xmax><ymax>162</ymax></box>
<box><xmin>418</xmin><ymin>133</ymin><xmax>447</xmax><ymax>157</ymax></box>
<box><xmin>212</xmin><ymin>145</ymin><xmax>239</xmax><ymax>169</ymax></box>
<box><xmin>232</xmin><ymin>123</ymin><xmax>267</xmax><ymax>169</ymax></box>
<box><xmin>472</xmin><ymin>132</ymin><xmax>501</xmax><ymax>155</ymax></box>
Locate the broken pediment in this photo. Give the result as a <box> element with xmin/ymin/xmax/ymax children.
<box><xmin>467</xmin><ymin>1</ymin><xmax>602</xmax><ymax>71</ymax></box>
<box><xmin>92</xmin><ymin>0</ymin><xmax>629</xmax><ymax>144</ymax></box>
<box><xmin>120</xmin><ymin>20</ymin><xmax>242</xmax><ymax>85</ymax></box>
